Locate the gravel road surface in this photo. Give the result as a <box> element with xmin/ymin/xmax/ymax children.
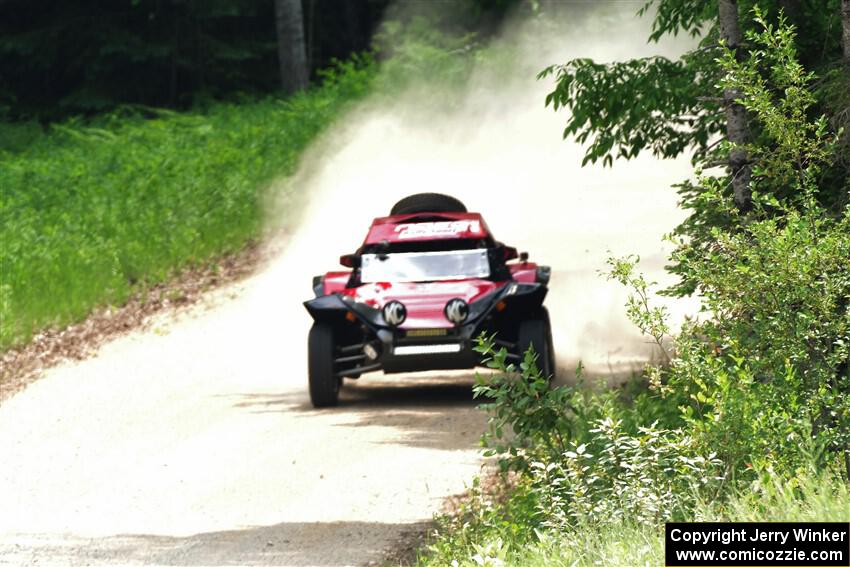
<box><xmin>0</xmin><ymin>249</ymin><xmax>488</xmax><ymax>567</ymax></box>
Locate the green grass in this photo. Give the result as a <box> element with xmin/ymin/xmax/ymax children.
<box><xmin>419</xmin><ymin>470</ymin><xmax>850</xmax><ymax>567</ymax></box>
<box><xmin>0</xmin><ymin>58</ymin><xmax>375</xmax><ymax>350</ymax></box>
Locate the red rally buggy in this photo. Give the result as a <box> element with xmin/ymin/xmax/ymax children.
<box><xmin>303</xmin><ymin>193</ymin><xmax>554</xmax><ymax>407</ymax></box>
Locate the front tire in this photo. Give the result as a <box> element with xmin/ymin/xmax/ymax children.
<box><xmin>308</xmin><ymin>323</ymin><xmax>340</xmax><ymax>407</ymax></box>
<box><xmin>518</xmin><ymin>309</ymin><xmax>555</xmax><ymax>379</ymax></box>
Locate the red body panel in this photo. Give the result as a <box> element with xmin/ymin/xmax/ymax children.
<box><xmin>364</xmin><ymin>212</ymin><xmax>492</xmax><ymax>245</ymax></box>
<box><xmin>322</xmin><ymin>272</ymin><xmax>350</xmax><ymax>294</ymax></box>
<box><xmin>341</xmin><ymin>279</ymin><xmax>508</xmax><ymax>329</ymax></box>
<box><xmin>509</xmin><ymin>263</ymin><xmax>538</xmax><ymax>283</ymax></box>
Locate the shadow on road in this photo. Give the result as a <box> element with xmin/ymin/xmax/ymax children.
<box><xmin>1</xmin><ymin>520</ymin><xmax>429</xmax><ymax>567</ymax></box>
<box><xmin>227</xmin><ymin>362</ymin><xmax>642</xmax><ymax>453</ymax></box>
<box><xmin>228</xmin><ymin>373</ymin><xmax>484</xmax><ymax>451</ymax></box>
<box><xmin>341</xmin><ymin>378</ymin><xmax>478</xmax><ymax>407</ymax></box>
<box><xmin>233</xmin><ymin>372</ymin><xmax>479</xmax><ymax>412</ymax></box>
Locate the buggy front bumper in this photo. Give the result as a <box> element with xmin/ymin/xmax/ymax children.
<box><xmin>303</xmin><ymin>282</ymin><xmax>547</xmax><ymax>377</ymax></box>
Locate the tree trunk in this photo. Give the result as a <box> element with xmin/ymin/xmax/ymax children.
<box><xmin>305</xmin><ymin>0</ymin><xmax>316</xmax><ymax>73</ymax></box>
<box><xmin>274</xmin><ymin>0</ymin><xmax>309</xmax><ymax>94</ymax></box>
<box><xmin>842</xmin><ymin>0</ymin><xmax>850</xmax><ymax>65</ymax></box>
<box><xmin>344</xmin><ymin>0</ymin><xmax>364</xmax><ymax>55</ymax></box>
<box><xmin>719</xmin><ymin>0</ymin><xmax>752</xmax><ymax>212</ymax></box>
<box><xmin>169</xmin><ymin>12</ymin><xmax>180</xmax><ymax>106</ymax></box>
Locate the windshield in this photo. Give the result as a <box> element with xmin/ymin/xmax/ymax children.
<box><xmin>360</xmin><ymin>249</ymin><xmax>490</xmax><ymax>283</ymax></box>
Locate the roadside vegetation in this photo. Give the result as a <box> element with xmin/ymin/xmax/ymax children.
<box><xmin>0</xmin><ymin>1</ymin><xmax>501</xmax><ymax>353</ymax></box>
<box><xmin>0</xmin><ymin>59</ymin><xmax>374</xmax><ymax>349</ymax></box>
<box><xmin>425</xmin><ymin>470</ymin><xmax>849</xmax><ymax>566</ymax></box>
<box><xmin>418</xmin><ymin>3</ymin><xmax>849</xmax><ymax>566</ymax></box>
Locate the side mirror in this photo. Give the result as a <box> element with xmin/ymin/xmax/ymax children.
<box><xmin>503</xmin><ymin>246</ymin><xmax>518</xmax><ymax>261</ymax></box>
<box><xmin>339</xmin><ymin>253</ymin><xmax>361</xmax><ymax>268</ymax></box>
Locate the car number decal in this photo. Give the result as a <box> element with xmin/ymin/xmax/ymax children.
<box><xmin>394</xmin><ymin>220</ymin><xmax>482</xmax><ymax>239</ymax></box>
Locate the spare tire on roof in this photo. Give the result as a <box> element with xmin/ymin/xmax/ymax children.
<box><xmin>390</xmin><ymin>193</ymin><xmax>467</xmax><ymax>215</ymax></box>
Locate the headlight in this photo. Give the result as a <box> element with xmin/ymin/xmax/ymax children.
<box><xmin>444</xmin><ymin>298</ymin><xmax>469</xmax><ymax>324</ymax></box>
<box><xmin>382</xmin><ymin>301</ymin><xmax>407</xmax><ymax>326</ymax></box>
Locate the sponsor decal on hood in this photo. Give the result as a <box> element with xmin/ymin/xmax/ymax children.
<box><xmin>394</xmin><ymin>220</ymin><xmax>482</xmax><ymax>240</ymax></box>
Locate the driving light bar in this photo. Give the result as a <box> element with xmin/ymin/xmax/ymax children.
<box><xmin>394</xmin><ymin>344</ymin><xmax>462</xmax><ymax>356</ymax></box>
<box><xmin>406</xmin><ymin>328</ymin><xmax>448</xmax><ymax>337</ymax></box>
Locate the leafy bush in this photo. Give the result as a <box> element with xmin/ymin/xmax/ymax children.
<box><xmin>509</xmin><ymin>470</ymin><xmax>848</xmax><ymax>567</ymax></box>
<box><xmin>612</xmin><ymin>214</ymin><xmax>850</xmax><ymax>481</ymax></box>
<box><xmin>472</xmin><ymin>340</ymin><xmax>593</xmax><ymax>473</ymax></box>
<box><xmin>423</xmin><ymin>475</ymin><xmax>541</xmax><ymax>567</ymax></box>
<box><xmin>472</xmin><ymin>335</ymin><xmax>721</xmax><ymax>528</ymax></box>
<box><xmin>531</xmin><ymin>417</ymin><xmax>721</xmax><ymax>529</ymax></box>
<box><xmin>662</xmin><ymin>10</ymin><xmax>849</xmax><ymax>480</ymax></box>
<box><xmin>603</xmin><ymin>11</ymin><xmax>850</xmax><ymax>485</ymax></box>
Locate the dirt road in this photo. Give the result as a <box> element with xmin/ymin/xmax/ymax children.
<box><xmin>0</xmin><ymin>255</ymin><xmax>489</xmax><ymax>566</ymax></box>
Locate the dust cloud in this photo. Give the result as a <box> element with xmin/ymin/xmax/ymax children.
<box><xmin>262</xmin><ymin>3</ymin><xmax>701</xmax><ymax>384</ymax></box>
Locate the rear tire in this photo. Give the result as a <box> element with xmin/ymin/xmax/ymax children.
<box><xmin>390</xmin><ymin>193</ymin><xmax>467</xmax><ymax>215</ymax></box>
<box><xmin>518</xmin><ymin>309</ymin><xmax>555</xmax><ymax>379</ymax></box>
<box><xmin>308</xmin><ymin>323</ymin><xmax>340</xmax><ymax>408</ymax></box>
